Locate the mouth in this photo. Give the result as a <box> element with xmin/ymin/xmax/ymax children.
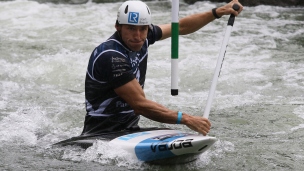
<box><xmin>128</xmin><ymin>39</ymin><xmax>144</xmax><ymax>50</ymax></box>
<box><xmin>129</xmin><ymin>40</ymin><xmax>143</xmax><ymax>45</ymax></box>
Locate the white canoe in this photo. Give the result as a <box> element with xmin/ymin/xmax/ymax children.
<box><xmin>53</xmin><ymin>128</ymin><xmax>217</xmax><ymax>164</ymax></box>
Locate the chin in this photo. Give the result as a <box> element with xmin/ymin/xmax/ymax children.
<box><xmin>131</xmin><ymin>46</ymin><xmax>142</xmax><ymax>52</ymax></box>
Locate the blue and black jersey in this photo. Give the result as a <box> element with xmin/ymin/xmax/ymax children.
<box><xmin>82</xmin><ymin>24</ymin><xmax>162</xmax><ymax>135</ymax></box>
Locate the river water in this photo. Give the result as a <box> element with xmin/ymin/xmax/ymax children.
<box><xmin>0</xmin><ymin>0</ymin><xmax>304</xmax><ymax>170</ymax></box>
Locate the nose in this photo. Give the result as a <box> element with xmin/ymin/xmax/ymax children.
<box><xmin>133</xmin><ymin>28</ymin><xmax>141</xmax><ymax>39</ymax></box>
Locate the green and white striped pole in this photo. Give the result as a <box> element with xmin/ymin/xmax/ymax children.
<box><xmin>171</xmin><ymin>0</ymin><xmax>179</xmax><ymax>96</ymax></box>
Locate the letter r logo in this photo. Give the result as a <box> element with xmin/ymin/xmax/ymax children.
<box><xmin>128</xmin><ymin>12</ymin><xmax>139</xmax><ymax>24</ymax></box>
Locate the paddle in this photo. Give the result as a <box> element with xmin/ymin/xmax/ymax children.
<box><xmin>203</xmin><ymin>4</ymin><xmax>240</xmax><ymax>119</ymax></box>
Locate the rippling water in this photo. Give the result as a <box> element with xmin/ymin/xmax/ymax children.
<box><xmin>0</xmin><ymin>0</ymin><xmax>304</xmax><ymax>170</ymax></box>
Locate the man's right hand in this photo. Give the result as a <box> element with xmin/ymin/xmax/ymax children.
<box><xmin>182</xmin><ymin>114</ymin><xmax>211</xmax><ymax>136</ymax></box>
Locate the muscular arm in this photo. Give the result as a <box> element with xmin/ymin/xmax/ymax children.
<box><xmin>159</xmin><ymin>11</ymin><xmax>215</xmax><ymax>40</ymax></box>
<box><xmin>159</xmin><ymin>0</ymin><xmax>243</xmax><ymax>40</ymax></box>
<box><xmin>114</xmin><ymin>78</ymin><xmax>211</xmax><ymax>135</ymax></box>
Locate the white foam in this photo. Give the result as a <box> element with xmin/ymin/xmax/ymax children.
<box><xmin>290</xmin><ymin>106</ymin><xmax>304</xmax><ymax>131</ymax></box>
<box><xmin>292</xmin><ymin>106</ymin><xmax>304</xmax><ymax>118</ymax></box>
<box><xmin>291</xmin><ymin>124</ymin><xmax>304</xmax><ymax>131</ymax></box>
<box><xmin>0</xmin><ymin>106</ymin><xmax>51</xmax><ymax>146</ymax></box>
<box><xmin>62</xmin><ymin>140</ymin><xmax>145</xmax><ymax>169</ymax></box>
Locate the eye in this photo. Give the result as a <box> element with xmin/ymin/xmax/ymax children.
<box><xmin>129</xmin><ymin>27</ymin><xmax>135</xmax><ymax>31</ymax></box>
<box><xmin>140</xmin><ymin>26</ymin><xmax>148</xmax><ymax>31</ymax></box>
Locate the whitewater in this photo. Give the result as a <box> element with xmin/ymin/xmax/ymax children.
<box><xmin>0</xmin><ymin>0</ymin><xmax>303</xmax><ymax>170</ymax></box>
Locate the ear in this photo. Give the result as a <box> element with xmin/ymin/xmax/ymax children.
<box><xmin>115</xmin><ymin>24</ymin><xmax>122</xmax><ymax>32</ymax></box>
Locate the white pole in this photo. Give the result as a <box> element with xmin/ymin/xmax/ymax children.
<box><xmin>171</xmin><ymin>0</ymin><xmax>179</xmax><ymax>96</ymax></box>
<box><xmin>203</xmin><ymin>4</ymin><xmax>240</xmax><ymax>118</ymax></box>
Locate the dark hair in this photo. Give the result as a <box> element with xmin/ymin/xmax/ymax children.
<box><xmin>115</xmin><ymin>20</ymin><xmax>120</xmax><ymax>27</ymax></box>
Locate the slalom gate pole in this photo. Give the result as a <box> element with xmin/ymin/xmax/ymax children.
<box><xmin>171</xmin><ymin>0</ymin><xmax>179</xmax><ymax>96</ymax></box>
<box><xmin>203</xmin><ymin>4</ymin><xmax>240</xmax><ymax>119</ymax></box>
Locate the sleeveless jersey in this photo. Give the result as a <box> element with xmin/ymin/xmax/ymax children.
<box><xmin>85</xmin><ymin>24</ymin><xmax>162</xmax><ymax>118</ymax></box>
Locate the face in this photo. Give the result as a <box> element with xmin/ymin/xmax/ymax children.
<box><xmin>116</xmin><ymin>24</ymin><xmax>149</xmax><ymax>52</ymax></box>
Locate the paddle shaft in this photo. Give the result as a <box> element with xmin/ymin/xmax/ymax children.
<box><xmin>203</xmin><ymin>4</ymin><xmax>240</xmax><ymax>119</ymax></box>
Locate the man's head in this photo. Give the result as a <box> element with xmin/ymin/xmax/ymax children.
<box><xmin>115</xmin><ymin>1</ymin><xmax>152</xmax><ymax>51</ymax></box>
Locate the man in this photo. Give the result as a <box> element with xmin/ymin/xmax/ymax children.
<box><xmin>82</xmin><ymin>0</ymin><xmax>243</xmax><ymax>136</ymax></box>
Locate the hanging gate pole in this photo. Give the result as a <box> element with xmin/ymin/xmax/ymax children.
<box><xmin>171</xmin><ymin>0</ymin><xmax>179</xmax><ymax>96</ymax></box>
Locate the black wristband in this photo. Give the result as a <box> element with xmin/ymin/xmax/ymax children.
<box><xmin>212</xmin><ymin>8</ymin><xmax>221</xmax><ymax>19</ymax></box>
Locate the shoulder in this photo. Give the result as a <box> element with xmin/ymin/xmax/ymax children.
<box><xmin>93</xmin><ymin>32</ymin><xmax>131</xmax><ymax>56</ymax></box>
<box><xmin>92</xmin><ymin>35</ymin><xmax>129</xmax><ymax>61</ymax></box>
<box><xmin>87</xmin><ymin>43</ymin><xmax>129</xmax><ymax>74</ymax></box>
<box><xmin>157</xmin><ymin>23</ymin><xmax>171</xmax><ymax>40</ymax></box>
<box><xmin>91</xmin><ymin>47</ymin><xmax>128</xmax><ymax>67</ymax></box>
<box><xmin>147</xmin><ymin>24</ymin><xmax>163</xmax><ymax>45</ymax></box>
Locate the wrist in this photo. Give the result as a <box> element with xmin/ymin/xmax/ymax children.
<box><xmin>176</xmin><ymin>111</ymin><xmax>183</xmax><ymax>124</ymax></box>
<box><xmin>179</xmin><ymin>112</ymin><xmax>190</xmax><ymax>125</ymax></box>
<box><xmin>212</xmin><ymin>8</ymin><xmax>221</xmax><ymax>19</ymax></box>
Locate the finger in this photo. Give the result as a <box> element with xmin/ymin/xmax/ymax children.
<box><xmin>233</xmin><ymin>10</ymin><xmax>239</xmax><ymax>16</ymax></box>
<box><xmin>202</xmin><ymin>117</ymin><xmax>211</xmax><ymax>127</ymax></box>
<box><xmin>200</xmin><ymin>122</ymin><xmax>210</xmax><ymax>133</ymax></box>
<box><xmin>234</xmin><ymin>3</ymin><xmax>243</xmax><ymax>13</ymax></box>
<box><xmin>201</xmin><ymin>129</ymin><xmax>208</xmax><ymax>136</ymax></box>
